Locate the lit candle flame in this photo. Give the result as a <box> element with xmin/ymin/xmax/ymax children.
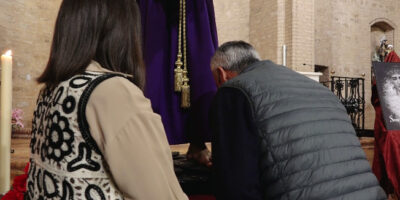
<box><xmin>4</xmin><ymin>50</ymin><xmax>12</xmax><ymax>56</ymax></box>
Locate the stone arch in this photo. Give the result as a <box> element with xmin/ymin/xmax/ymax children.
<box><xmin>370</xmin><ymin>18</ymin><xmax>397</xmax><ymax>29</ymax></box>
<box><xmin>370</xmin><ymin>19</ymin><xmax>396</xmax><ymax>62</ymax></box>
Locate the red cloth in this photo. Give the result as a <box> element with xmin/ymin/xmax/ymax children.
<box><xmin>384</xmin><ymin>51</ymin><xmax>400</xmax><ymax>63</ymax></box>
<box><xmin>1</xmin><ymin>163</ymin><xmax>29</xmax><ymax>200</ymax></box>
<box><xmin>372</xmin><ymin>50</ymin><xmax>400</xmax><ymax>195</ymax></box>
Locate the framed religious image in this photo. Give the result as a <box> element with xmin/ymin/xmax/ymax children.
<box><xmin>373</xmin><ymin>62</ymin><xmax>400</xmax><ymax>130</ymax></box>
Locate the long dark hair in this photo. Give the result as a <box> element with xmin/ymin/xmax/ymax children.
<box><xmin>38</xmin><ymin>0</ymin><xmax>145</xmax><ymax>89</ymax></box>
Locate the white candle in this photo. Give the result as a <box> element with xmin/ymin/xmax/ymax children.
<box><xmin>0</xmin><ymin>50</ymin><xmax>12</xmax><ymax>194</ymax></box>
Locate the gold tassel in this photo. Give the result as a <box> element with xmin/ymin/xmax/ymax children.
<box><xmin>175</xmin><ymin>0</ymin><xmax>191</xmax><ymax>108</ymax></box>
<box><xmin>180</xmin><ymin>0</ymin><xmax>190</xmax><ymax>108</ymax></box>
<box><xmin>174</xmin><ymin>54</ymin><xmax>183</xmax><ymax>92</ymax></box>
<box><xmin>174</xmin><ymin>0</ymin><xmax>184</xmax><ymax>92</ymax></box>
<box><xmin>181</xmin><ymin>74</ymin><xmax>190</xmax><ymax>108</ymax></box>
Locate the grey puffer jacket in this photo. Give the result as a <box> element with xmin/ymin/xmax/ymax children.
<box><xmin>222</xmin><ymin>60</ymin><xmax>386</xmax><ymax>200</ymax></box>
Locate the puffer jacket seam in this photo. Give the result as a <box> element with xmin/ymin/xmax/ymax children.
<box><xmin>326</xmin><ymin>185</ymin><xmax>387</xmax><ymax>200</ymax></box>
<box><xmin>264</xmin><ymin>158</ymin><xmax>369</xmax><ymax>185</ymax></box>
<box><xmin>271</xmin><ymin>170</ymin><xmax>375</xmax><ymax>199</ymax></box>
<box><xmin>258</xmin><ymin>119</ymin><xmax>354</xmax><ymax>138</ymax></box>
<box><xmin>272</xmin><ymin>144</ymin><xmax>364</xmax><ymax>163</ymax></box>
<box><xmin>251</xmin><ymin>96</ymin><xmax>344</xmax><ymax>111</ymax></box>
<box><xmin>261</xmin><ymin>118</ymin><xmax>353</xmax><ymax>135</ymax></box>
<box><xmin>271</xmin><ymin>131</ymin><xmax>360</xmax><ymax>148</ymax></box>
<box><xmin>248</xmin><ymin>83</ymin><xmax>334</xmax><ymax>97</ymax></box>
<box><xmin>263</xmin><ymin>107</ymin><xmax>348</xmax><ymax>121</ymax></box>
<box><xmin>265</xmin><ymin>118</ymin><xmax>354</xmax><ymax>134</ymax></box>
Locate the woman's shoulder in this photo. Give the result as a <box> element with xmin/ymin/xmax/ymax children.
<box><xmin>88</xmin><ymin>76</ymin><xmax>152</xmax><ymax>112</ymax></box>
<box><xmin>94</xmin><ymin>76</ymin><xmax>143</xmax><ymax>97</ymax></box>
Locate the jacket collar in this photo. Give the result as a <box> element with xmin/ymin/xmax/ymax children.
<box><xmin>86</xmin><ymin>60</ymin><xmax>112</xmax><ymax>72</ymax></box>
<box><xmin>86</xmin><ymin>60</ymin><xmax>132</xmax><ymax>78</ymax></box>
<box><xmin>241</xmin><ymin>60</ymin><xmax>273</xmax><ymax>74</ymax></box>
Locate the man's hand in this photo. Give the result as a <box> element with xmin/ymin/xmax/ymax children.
<box><xmin>186</xmin><ymin>143</ymin><xmax>212</xmax><ymax>167</ymax></box>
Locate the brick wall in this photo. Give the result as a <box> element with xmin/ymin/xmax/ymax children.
<box><xmin>249</xmin><ymin>0</ymin><xmax>314</xmax><ymax>71</ymax></box>
<box><xmin>2</xmin><ymin>0</ymin><xmax>399</xmax><ymax>130</ymax></box>
<box><xmin>214</xmin><ymin>0</ymin><xmax>250</xmax><ymax>44</ymax></box>
<box><xmin>291</xmin><ymin>0</ymin><xmax>314</xmax><ymax>72</ymax></box>
<box><xmin>250</xmin><ymin>0</ymin><xmax>279</xmax><ymax>62</ymax></box>
<box><xmin>0</xmin><ymin>0</ymin><xmax>62</xmax><ymax>128</ymax></box>
<box><xmin>0</xmin><ymin>0</ymin><xmax>251</xmax><ymax>129</ymax></box>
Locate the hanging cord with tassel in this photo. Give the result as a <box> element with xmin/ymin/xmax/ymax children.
<box><xmin>174</xmin><ymin>0</ymin><xmax>184</xmax><ymax>92</ymax></box>
<box><xmin>180</xmin><ymin>0</ymin><xmax>190</xmax><ymax>108</ymax></box>
<box><xmin>174</xmin><ymin>0</ymin><xmax>190</xmax><ymax>108</ymax></box>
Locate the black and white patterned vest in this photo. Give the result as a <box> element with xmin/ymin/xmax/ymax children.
<box><xmin>26</xmin><ymin>72</ymin><xmax>125</xmax><ymax>200</ymax></box>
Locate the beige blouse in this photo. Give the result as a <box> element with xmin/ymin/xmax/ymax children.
<box><xmin>85</xmin><ymin>62</ymin><xmax>188</xmax><ymax>200</ymax></box>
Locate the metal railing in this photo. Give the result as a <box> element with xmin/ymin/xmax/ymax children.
<box><xmin>323</xmin><ymin>76</ymin><xmax>366</xmax><ymax>137</ymax></box>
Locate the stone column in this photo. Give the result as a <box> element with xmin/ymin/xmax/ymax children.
<box><xmin>288</xmin><ymin>0</ymin><xmax>315</xmax><ymax>72</ymax></box>
<box><xmin>250</xmin><ymin>0</ymin><xmax>315</xmax><ymax>73</ymax></box>
<box><xmin>250</xmin><ymin>0</ymin><xmax>279</xmax><ymax>63</ymax></box>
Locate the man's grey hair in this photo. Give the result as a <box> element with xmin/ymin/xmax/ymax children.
<box><xmin>211</xmin><ymin>41</ymin><xmax>260</xmax><ymax>72</ymax></box>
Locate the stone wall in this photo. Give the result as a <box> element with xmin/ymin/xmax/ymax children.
<box><xmin>3</xmin><ymin>0</ymin><xmax>400</xmax><ymax>130</ymax></box>
<box><xmin>249</xmin><ymin>0</ymin><xmax>314</xmax><ymax>71</ymax></box>
<box><xmin>249</xmin><ymin>0</ymin><xmax>279</xmax><ymax>62</ymax></box>
<box><xmin>315</xmin><ymin>0</ymin><xmax>400</xmax><ymax>129</ymax></box>
<box><xmin>0</xmin><ymin>0</ymin><xmax>62</xmax><ymax>128</ymax></box>
<box><xmin>0</xmin><ymin>0</ymin><xmax>250</xmax><ymax>129</ymax></box>
<box><xmin>214</xmin><ymin>0</ymin><xmax>250</xmax><ymax>44</ymax></box>
<box><xmin>290</xmin><ymin>0</ymin><xmax>315</xmax><ymax>72</ymax></box>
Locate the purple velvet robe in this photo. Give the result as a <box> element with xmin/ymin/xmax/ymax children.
<box><xmin>138</xmin><ymin>0</ymin><xmax>218</xmax><ymax>144</ymax></box>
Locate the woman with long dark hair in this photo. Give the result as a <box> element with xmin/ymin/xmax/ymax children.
<box><xmin>26</xmin><ymin>0</ymin><xmax>187</xmax><ymax>199</ymax></box>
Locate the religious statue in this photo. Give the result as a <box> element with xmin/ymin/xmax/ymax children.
<box><xmin>378</xmin><ymin>37</ymin><xmax>389</xmax><ymax>62</ymax></box>
<box><xmin>387</xmin><ymin>44</ymin><xmax>394</xmax><ymax>54</ymax></box>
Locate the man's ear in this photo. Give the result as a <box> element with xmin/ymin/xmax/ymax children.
<box><xmin>217</xmin><ymin>67</ymin><xmax>238</xmax><ymax>84</ymax></box>
<box><xmin>216</xmin><ymin>67</ymin><xmax>228</xmax><ymax>84</ymax></box>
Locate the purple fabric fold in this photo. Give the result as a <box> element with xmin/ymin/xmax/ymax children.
<box><xmin>138</xmin><ymin>0</ymin><xmax>218</xmax><ymax>144</ymax></box>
